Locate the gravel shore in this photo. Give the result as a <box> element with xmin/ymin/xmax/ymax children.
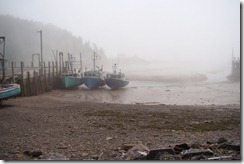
<box><xmin>0</xmin><ymin>95</ymin><xmax>240</xmax><ymax>160</ymax></box>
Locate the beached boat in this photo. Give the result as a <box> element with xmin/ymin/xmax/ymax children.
<box><xmin>83</xmin><ymin>70</ymin><xmax>106</xmax><ymax>89</ymax></box>
<box><xmin>105</xmin><ymin>64</ymin><xmax>129</xmax><ymax>89</ymax></box>
<box><xmin>60</xmin><ymin>73</ymin><xmax>83</xmax><ymax>89</ymax></box>
<box><xmin>83</xmin><ymin>52</ymin><xmax>106</xmax><ymax>89</ymax></box>
<box><xmin>0</xmin><ymin>83</ymin><xmax>21</xmax><ymax>102</ymax></box>
<box><xmin>59</xmin><ymin>53</ymin><xmax>83</xmax><ymax>89</ymax></box>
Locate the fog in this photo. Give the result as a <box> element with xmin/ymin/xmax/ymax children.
<box><xmin>0</xmin><ymin>0</ymin><xmax>240</xmax><ymax>82</ymax></box>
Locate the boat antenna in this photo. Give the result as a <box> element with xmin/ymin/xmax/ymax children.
<box><xmin>117</xmin><ymin>49</ymin><xmax>120</xmax><ymax>66</ymax></box>
<box><xmin>74</xmin><ymin>37</ymin><xmax>75</xmax><ymax>56</ymax></box>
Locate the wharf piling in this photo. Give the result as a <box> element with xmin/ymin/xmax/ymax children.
<box><xmin>2</xmin><ymin>60</ymin><xmax>66</xmax><ymax>97</ymax></box>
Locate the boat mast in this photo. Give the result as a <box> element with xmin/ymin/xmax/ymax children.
<box><xmin>93</xmin><ymin>52</ymin><xmax>96</xmax><ymax>70</ymax></box>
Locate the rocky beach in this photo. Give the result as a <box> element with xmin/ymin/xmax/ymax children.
<box><xmin>0</xmin><ymin>79</ymin><xmax>240</xmax><ymax>160</ymax></box>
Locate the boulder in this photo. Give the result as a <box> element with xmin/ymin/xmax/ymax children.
<box><xmin>124</xmin><ymin>143</ymin><xmax>150</xmax><ymax>160</ymax></box>
<box><xmin>181</xmin><ymin>148</ymin><xmax>213</xmax><ymax>159</ymax></box>
<box><xmin>23</xmin><ymin>150</ymin><xmax>42</xmax><ymax>158</ymax></box>
<box><xmin>173</xmin><ymin>143</ymin><xmax>190</xmax><ymax>152</ymax></box>
<box><xmin>217</xmin><ymin>137</ymin><xmax>228</xmax><ymax>144</ymax></box>
<box><xmin>31</xmin><ymin>150</ymin><xmax>43</xmax><ymax>158</ymax></box>
<box><xmin>218</xmin><ymin>143</ymin><xmax>240</xmax><ymax>151</ymax></box>
<box><xmin>146</xmin><ymin>148</ymin><xmax>175</xmax><ymax>160</ymax></box>
<box><xmin>121</xmin><ymin>143</ymin><xmax>135</xmax><ymax>151</ymax></box>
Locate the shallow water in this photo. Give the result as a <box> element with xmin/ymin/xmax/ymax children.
<box><xmin>46</xmin><ymin>79</ymin><xmax>240</xmax><ymax>105</ymax></box>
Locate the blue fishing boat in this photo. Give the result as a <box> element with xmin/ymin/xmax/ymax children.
<box><xmin>83</xmin><ymin>70</ymin><xmax>105</xmax><ymax>89</ymax></box>
<box><xmin>0</xmin><ymin>37</ymin><xmax>21</xmax><ymax>103</ymax></box>
<box><xmin>105</xmin><ymin>64</ymin><xmax>129</xmax><ymax>89</ymax></box>
<box><xmin>59</xmin><ymin>53</ymin><xmax>83</xmax><ymax>89</ymax></box>
<box><xmin>83</xmin><ymin>52</ymin><xmax>106</xmax><ymax>89</ymax></box>
<box><xmin>60</xmin><ymin>73</ymin><xmax>83</xmax><ymax>89</ymax></box>
<box><xmin>0</xmin><ymin>83</ymin><xmax>21</xmax><ymax>102</ymax></box>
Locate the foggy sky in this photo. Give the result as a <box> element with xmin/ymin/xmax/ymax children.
<box><xmin>0</xmin><ymin>0</ymin><xmax>240</xmax><ymax>63</ymax></box>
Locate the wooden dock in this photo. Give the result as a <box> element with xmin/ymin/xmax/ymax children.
<box><xmin>1</xmin><ymin>61</ymin><xmax>67</xmax><ymax>97</ymax></box>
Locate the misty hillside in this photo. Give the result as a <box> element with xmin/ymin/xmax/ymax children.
<box><xmin>0</xmin><ymin>14</ymin><xmax>107</xmax><ymax>67</ymax></box>
<box><xmin>0</xmin><ymin>15</ymin><xmax>231</xmax><ymax>82</ymax></box>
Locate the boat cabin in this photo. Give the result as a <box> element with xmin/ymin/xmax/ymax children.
<box><xmin>60</xmin><ymin>73</ymin><xmax>81</xmax><ymax>77</ymax></box>
<box><xmin>106</xmin><ymin>72</ymin><xmax>125</xmax><ymax>80</ymax></box>
<box><xmin>84</xmin><ymin>70</ymin><xmax>104</xmax><ymax>78</ymax></box>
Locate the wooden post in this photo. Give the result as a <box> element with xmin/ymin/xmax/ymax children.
<box><xmin>33</xmin><ymin>70</ymin><xmax>36</xmax><ymax>96</ymax></box>
<box><xmin>43</xmin><ymin>62</ymin><xmax>46</xmax><ymax>91</ymax></box>
<box><xmin>27</xmin><ymin>71</ymin><xmax>31</xmax><ymax>96</ymax></box>
<box><xmin>20</xmin><ymin>61</ymin><xmax>25</xmax><ymax>97</ymax></box>
<box><xmin>11</xmin><ymin>62</ymin><xmax>15</xmax><ymax>83</ymax></box>
<box><xmin>39</xmin><ymin>72</ymin><xmax>43</xmax><ymax>94</ymax></box>
<box><xmin>55</xmin><ymin>61</ymin><xmax>58</xmax><ymax>76</ymax></box>
<box><xmin>48</xmin><ymin>61</ymin><xmax>51</xmax><ymax>85</ymax></box>
<box><xmin>52</xmin><ymin>61</ymin><xmax>55</xmax><ymax>87</ymax></box>
<box><xmin>59</xmin><ymin>54</ymin><xmax>61</xmax><ymax>74</ymax></box>
<box><xmin>36</xmin><ymin>71</ymin><xmax>40</xmax><ymax>95</ymax></box>
<box><xmin>44</xmin><ymin>62</ymin><xmax>46</xmax><ymax>76</ymax></box>
<box><xmin>62</xmin><ymin>60</ymin><xmax>64</xmax><ymax>73</ymax></box>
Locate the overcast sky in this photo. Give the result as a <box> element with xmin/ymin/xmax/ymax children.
<box><xmin>0</xmin><ymin>0</ymin><xmax>240</xmax><ymax>62</ymax></box>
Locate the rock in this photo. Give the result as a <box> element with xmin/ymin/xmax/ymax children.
<box><xmin>91</xmin><ymin>155</ymin><xmax>99</xmax><ymax>160</ymax></box>
<box><xmin>58</xmin><ymin>143</ymin><xmax>68</xmax><ymax>149</ymax></box>
<box><xmin>206</xmin><ymin>140</ymin><xmax>214</xmax><ymax>144</ymax></box>
<box><xmin>146</xmin><ymin>148</ymin><xmax>175</xmax><ymax>160</ymax></box>
<box><xmin>218</xmin><ymin>143</ymin><xmax>240</xmax><ymax>151</ymax></box>
<box><xmin>106</xmin><ymin>137</ymin><xmax>113</xmax><ymax>141</ymax></box>
<box><xmin>129</xmin><ymin>151</ymin><xmax>147</xmax><ymax>160</ymax></box>
<box><xmin>217</xmin><ymin>137</ymin><xmax>228</xmax><ymax>144</ymax></box>
<box><xmin>121</xmin><ymin>143</ymin><xmax>135</xmax><ymax>151</ymax></box>
<box><xmin>23</xmin><ymin>150</ymin><xmax>42</xmax><ymax>158</ymax></box>
<box><xmin>208</xmin><ymin>156</ymin><xmax>233</xmax><ymax>160</ymax></box>
<box><xmin>173</xmin><ymin>143</ymin><xmax>190</xmax><ymax>152</ymax></box>
<box><xmin>23</xmin><ymin>150</ymin><xmax>32</xmax><ymax>156</ymax></box>
<box><xmin>189</xmin><ymin>143</ymin><xmax>201</xmax><ymax>149</ymax></box>
<box><xmin>154</xmin><ymin>152</ymin><xmax>175</xmax><ymax>160</ymax></box>
<box><xmin>190</xmin><ymin>154</ymin><xmax>206</xmax><ymax>160</ymax></box>
<box><xmin>39</xmin><ymin>152</ymin><xmax>69</xmax><ymax>160</ymax></box>
<box><xmin>82</xmin><ymin>152</ymin><xmax>89</xmax><ymax>157</ymax></box>
<box><xmin>181</xmin><ymin>148</ymin><xmax>214</xmax><ymax>159</ymax></box>
<box><xmin>124</xmin><ymin>143</ymin><xmax>150</xmax><ymax>160</ymax></box>
<box><xmin>31</xmin><ymin>150</ymin><xmax>43</xmax><ymax>158</ymax></box>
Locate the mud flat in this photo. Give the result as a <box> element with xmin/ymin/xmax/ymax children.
<box><xmin>44</xmin><ymin>80</ymin><xmax>240</xmax><ymax>106</ymax></box>
<box><xmin>0</xmin><ymin>94</ymin><xmax>240</xmax><ymax>160</ymax></box>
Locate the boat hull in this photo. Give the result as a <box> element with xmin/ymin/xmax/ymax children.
<box><xmin>0</xmin><ymin>84</ymin><xmax>21</xmax><ymax>100</ymax></box>
<box><xmin>60</xmin><ymin>76</ymin><xmax>83</xmax><ymax>89</ymax></box>
<box><xmin>83</xmin><ymin>77</ymin><xmax>105</xmax><ymax>89</ymax></box>
<box><xmin>105</xmin><ymin>78</ymin><xmax>129</xmax><ymax>89</ymax></box>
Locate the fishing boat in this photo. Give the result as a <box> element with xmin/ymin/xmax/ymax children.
<box><xmin>59</xmin><ymin>53</ymin><xmax>83</xmax><ymax>89</ymax></box>
<box><xmin>0</xmin><ymin>83</ymin><xmax>21</xmax><ymax>102</ymax></box>
<box><xmin>0</xmin><ymin>37</ymin><xmax>21</xmax><ymax>103</ymax></box>
<box><xmin>60</xmin><ymin>73</ymin><xmax>83</xmax><ymax>89</ymax></box>
<box><xmin>105</xmin><ymin>64</ymin><xmax>129</xmax><ymax>89</ymax></box>
<box><xmin>83</xmin><ymin>52</ymin><xmax>106</xmax><ymax>89</ymax></box>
